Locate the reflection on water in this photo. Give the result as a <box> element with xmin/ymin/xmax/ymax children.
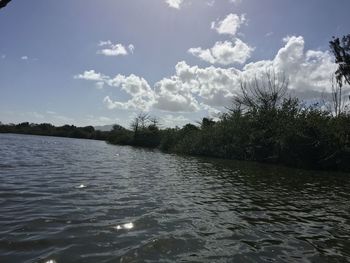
<box><xmin>114</xmin><ymin>222</ymin><xmax>134</xmax><ymax>230</ymax></box>
<box><xmin>0</xmin><ymin>133</ymin><xmax>349</xmax><ymax>263</ymax></box>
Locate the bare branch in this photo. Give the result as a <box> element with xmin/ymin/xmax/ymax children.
<box><xmin>233</xmin><ymin>68</ymin><xmax>289</xmax><ymax>112</ymax></box>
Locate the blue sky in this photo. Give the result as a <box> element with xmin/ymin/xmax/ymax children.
<box><xmin>0</xmin><ymin>0</ymin><xmax>349</xmax><ymax>127</ymax></box>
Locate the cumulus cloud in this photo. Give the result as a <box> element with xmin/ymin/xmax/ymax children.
<box><xmin>155</xmin><ymin>61</ymin><xmax>240</xmax><ymax>108</ymax></box>
<box><xmin>75</xmin><ymin>70</ymin><xmax>155</xmax><ymax>111</ymax></box>
<box><xmin>211</xmin><ymin>13</ymin><xmax>246</xmax><ymax>36</ymax></box>
<box><xmin>74</xmin><ymin>70</ymin><xmax>106</xmax><ymax>81</ymax></box>
<box><xmin>103</xmin><ymin>74</ymin><xmax>155</xmax><ymax>111</ymax></box>
<box><xmin>188</xmin><ymin>39</ymin><xmax>253</xmax><ymax>65</ymax></box>
<box><xmin>243</xmin><ymin>36</ymin><xmax>337</xmax><ymax>93</ymax></box>
<box><xmin>166</xmin><ymin>0</ymin><xmax>183</xmax><ymax>9</ymax></box>
<box><xmin>155</xmin><ymin>36</ymin><xmax>337</xmax><ymax>109</ymax></box>
<box><xmin>154</xmin><ymin>77</ymin><xmax>200</xmax><ymax>112</ymax></box>
<box><xmin>76</xmin><ymin>36</ymin><xmax>338</xmax><ymax>114</ymax></box>
<box><xmin>74</xmin><ymin>70</ymin><xmax>107</xmax><ymax>89</ymax></box>
<box><xmin>21</xmin><ymin>56</ymin><xmax>28</xmax><ymax>60</ymax></box>
<box><xmin>97</xmin><ymin>41</ymin><xmax>135</xmax><ymax>57</ymax></box>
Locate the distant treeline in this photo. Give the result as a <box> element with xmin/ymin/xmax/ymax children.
<box><xmin>0</xmin><ymin>122</ymin><xmax>109</xmax><ymax>140</ymax></box>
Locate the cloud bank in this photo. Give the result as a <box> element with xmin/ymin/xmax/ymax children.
<box><xmin>76</xmin><ymin>36</ymin><xmax>337</xmax><ymax>114</ymax></box>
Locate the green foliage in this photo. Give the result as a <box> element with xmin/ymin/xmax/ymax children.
<box><xmin>2</xmin><ymin>35</ymin><xmax>350</xmax><ymax>172</ymax></box>
<box><xmin>0</xmin><ymin>122</ymin><xmax>109</xmax><ymax>140</ymax></box>
<box><xmin>107</xmin><ymin>125</ymin><xmax>133</xmax><ymax>145</ymax></box>
<box><xmin>2</xmin><ymin>100</ymin><xmax>350</xmax><ymax>171</ymax></box>
<box><xmin>132</xmin><ymin>125</ymin><xmax>161</xmax><ymax>148</ymax></box>
<box><xmin>157</xmin><ymin>97</ymin><xmax>350</xmax><ymax>171</ymax></box>
<box><xmin>330</xmin><ymin>35</ymin><xmax>350</xmax><ymax>86</ymax></box>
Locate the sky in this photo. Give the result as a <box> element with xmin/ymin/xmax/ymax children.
<box><xmin>0</xmin><ymin>0</ymin><xmax>349</xmax><ymax>128</ymax></box>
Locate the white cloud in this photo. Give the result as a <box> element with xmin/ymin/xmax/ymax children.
<box><xmin>166</xmin><ymin>0</ymin><xmax>183</xmax><ymax>9</ymax></box>
<box><xmin>97</xmin><ymin>41</ymin><xmax>135</xmax><ymax>57</ymax></box>
<box><xmin>76</xmin><ymin>36</ymin><xmax>338</xmax><ymax>114</ymax></box>
<box><xmin>74</xmin><ymin>70</ymin><xmax>108</xmax><ymax>89</ymax></box>
<box><xmin>21</xmin><ymin>56</ymin><xmax>28</xmax><ymax>60</ymax></box>
<box><xmin>98</xmin><ymin>40</ymin><xmax>112</xmax><ymax>46</ymax></box>
<box><xmin>211</xmin><ymin>13</ymin><xmax>246</xmax><ymax>36</ymax></box>
<box><xmin>75</xmin><ymin>71</ymin><xmax>155</xmax><ymax>111</ymax></box>
<box><xmin>1</xmin><ymin>54</ymin><xmax>6</xmax><ymax>59</ymax></box>
<box><xmin>188</xmin><ymin>39</ymin><xmax>253</xmax><ymax>65</ymax></box>
<box><xmin>154</xmin><ymin>36</ymin><xmax>337</xmax><ymax>109</ymax></box>
<box><xmin>103</xmin><ymin>74</ymin><xmax>155</xmax><ymax>111</ymax></box>
<box><xmin>74</xmin><ymin>70</ymin><xmax>106</xmax><ymax>81</ymax></box>
<box><xmin>243</xmin><ymin>36</ymin><xmax>337</xmax><ymax>93</ymax></box>
<box><xmin>200</xmin><ymin>103</ymin><xmax>221</xmax><ymax>118</ymax></box>
<box><xmin>156</xmin><ymin>61</ymin><xmax>240</xmax><ymax>108</ymax></box>
<box><xmin>154</xmin><ymin>77</ymin><xmax>201</xmax><ymax>112</ymax></box>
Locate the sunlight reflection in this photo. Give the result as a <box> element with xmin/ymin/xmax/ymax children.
<box><xmin>114</xmin><ymin>222</ymin><xmax>134</xmax><ymax>230</ymax></box>
<box><xmin>76</xmin><ymin>184</ymin><xmax>86</xmax><ymax>189</ymax></box>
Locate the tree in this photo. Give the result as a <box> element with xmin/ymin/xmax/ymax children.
<box><xmin>330</xmin><ymin>35</ymin><xmax>350</xmax><ymax>87</ymax></box>
<box><xmin>112</xmin><ymin>124</ymin><xmax>125</xmax><ymax>131</ymax></box>
<box><xmin>130</xmin><ymin>112</ymin><xmax>150</xmax><ymax>136</ymax></box>
<box><xmin>149</xmin><ymin>117</ymin><xmax>159</xmax><ymax>129</ymax></box>
<box><xmin>0</xmin><ymin>0</ymin><xmax>12</xmax><ymax>9</ymax></box>
<box><xmin>201</xmin><ymin>117</ymin><xmax>215</xmax><ymax>129</ymax></box>
<box><xmin>234</xmin><ymin>69</ymin><xmax>289</xmax><ymax>112</ymax></box>
<box><xmin>330</xmin><ymin>74</ymin><xmax>349</xmax><ymax>117</ymax></box>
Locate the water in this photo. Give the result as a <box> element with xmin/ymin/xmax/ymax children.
<box><xmin>0</xmin><ymin>133</ymin><xmax>349</xmax><ymax>263</ymax></box>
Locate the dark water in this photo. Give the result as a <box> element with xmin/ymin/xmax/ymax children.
<box><xmin>0</xmin><ymin>134</ymin><xmax>349</xmax><ymax>263</ymax></box>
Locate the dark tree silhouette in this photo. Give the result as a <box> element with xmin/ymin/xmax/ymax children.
<box><xmin>330</xmin><ymin>35</ymin><xmax>350</xmax><ymax>87</ymax></box>
<box><xmin>0</xmin><ymin>0</ymin><xmax>12</xmax><ymax>9</ymax></box>
<box><xmin>234</xmin><ymin>69</ymin><xmax>289</xmax><ymax>112</ymax></box>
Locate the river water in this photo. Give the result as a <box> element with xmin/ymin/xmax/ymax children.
<box><xmin>0</xmin><ymin>133</ymin><xmax>349</xmax><ymax>263</ymax></box>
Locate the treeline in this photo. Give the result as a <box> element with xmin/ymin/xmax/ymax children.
<box><xmin>0</xmin><ymin>122</ymin><xmax>109</xmax><ymax>140</ymax></box>
<box><xmin>3</xmin><ymin>95</ymin><xmax>350</xmax><ymax>171</ymax></box>
<box><xmin>160</xmin><ymin>100</ymin><xmax>350</xmax><ymax>171</ymax></box>
<box><xmin>2</xmin><ymin>35</ymin><xmax>350</xmax><ymax>172</ymax></box>
<box><xmin>107</xmin><ymin>95</ymin><xmax>350</xmax><ymax>172</ymax></box>
<box><xmin>106</xmin><ymin>34</ymin><xmax>350</xmax><ymax>172</ymax></box>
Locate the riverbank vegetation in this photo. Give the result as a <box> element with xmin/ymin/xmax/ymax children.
<box><xmin>106</xmin><ymin>35</ymin><xmax>350</xmax><ymax>171</ymax></box>
<box><xmin>106</xmin><ymin>73</ymin><xmax>350</xmax><ymax>171</ymax></box>
<box><xmin>2</xmin><ymin>35</ymin><xmax>350</xmax><ymax>171</ymax></box>
<box><xmin>0</xmin><ymin>122</ymin><xmax>109</xmax><ymax>140</ymax></box>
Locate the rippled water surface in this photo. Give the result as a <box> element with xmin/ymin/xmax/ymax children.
<box><xmin>0</xmin><ymin>133</ymin><xmax>350</xmax><ymax>263</ymax></box>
